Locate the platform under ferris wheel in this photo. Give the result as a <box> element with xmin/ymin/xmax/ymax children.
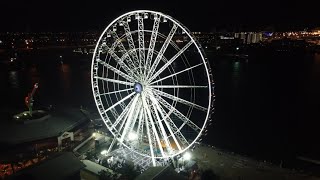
<box><xmin>91</xmin><ymin>10</ymin><xmax>214</xmax><ymax>166</ymax></box>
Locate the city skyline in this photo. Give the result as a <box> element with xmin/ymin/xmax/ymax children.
<box><xmin>0</xmin><ymin>0</ymin><xmax>319</xmax><ymax>32</ymax></box>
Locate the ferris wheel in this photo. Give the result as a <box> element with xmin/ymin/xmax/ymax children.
<box><xmin>91</xmin><ymin>10</ymin><xmax>214</xmax><ymax>166</ymax></box>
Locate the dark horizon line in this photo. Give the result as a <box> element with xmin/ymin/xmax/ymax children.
<box><xmin>0</xmin><ymin>22</ymin><xmax>319</xmax><ymax>33</ymax></box>
<box><xmin>0</xmin><ymin>27</ymin><xmax>319</xmax><ymax>33</ymax></box>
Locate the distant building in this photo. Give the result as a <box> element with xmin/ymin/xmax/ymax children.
<box><xmin>234</xmin><ymin>32</ymin><xmax>248</xmax><ymax>44</ymax></box>
<box><xmin>242</xmin><ymin>32</ymin><xmax>263</xmax><ymax>44</ymax></box>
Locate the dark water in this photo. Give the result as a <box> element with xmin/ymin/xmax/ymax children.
<box><xmin>1</xmin><ymin>49</ymin><xmax>320</xmax><ymax>169</ymax></box>
<box><xmin>0</xmin><ymin>49</ymin><xmax>94</xmax><ymax>112</ymax></box>
<box><xmin>206</xmin><ymin>52</ymin><xmax>320</xmax><ymax>168</ymax></box>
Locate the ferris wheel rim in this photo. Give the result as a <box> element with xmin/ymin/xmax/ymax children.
<box><xmin>91</xmin><ymin>10</ymin><xmax>213</xmax><ymax>159</ymax></box>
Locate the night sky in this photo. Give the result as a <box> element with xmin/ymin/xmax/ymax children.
<box><xmin>0</xmin><ymin>0</ymin><xmax>319</xmax><ymax>32</ymax></box>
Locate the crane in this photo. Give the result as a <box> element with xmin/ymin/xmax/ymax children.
<box><xmin>25</xmin><ymin>83</ymin><xmax>38</xmax><ymax>116</ymax></box>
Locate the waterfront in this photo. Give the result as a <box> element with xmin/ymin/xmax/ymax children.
<box><xmin>0</xmin><ymin>48</ymin><xmax>320</xmax><ymax>172</ymax></box>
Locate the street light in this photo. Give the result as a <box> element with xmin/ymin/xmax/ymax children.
<box><xmin>128</xmin><ymin>132</ymin><xmax>138</xmax><ymax>141</ymax></box>
<box><xmin>183</xmin><ymin>152</ymin><xmax>191</xmax><ymax>161</ymax></box>
<box><xmin>101</xmin><ymin>150</ymin><xmax>107</xmax><ymax>155</ymax></box>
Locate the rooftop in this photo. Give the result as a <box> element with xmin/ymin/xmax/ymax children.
<box><xmin>9</xmin><ymin>152</ymin><xmax>85</xmax><ymax>180</ymax></box>
<box><xmin>81</xmin><ymin>160</ymin><xmax>119</xmax><ymax>177</ymax></box>
<box><xmin>0</xmin><ymin>106</ymin><xmax>89</xmax><ymax>145</ymax></box>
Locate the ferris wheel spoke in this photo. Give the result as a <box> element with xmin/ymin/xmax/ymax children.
<box><xmin>111</xmin><ymin>97</ymin><xmax>135</xmax><ymax>129</ymax></box>
<box><xmin>103</xmin><ymin>92</ymin><xmax>136</xmax><ymax>114</ymax></box>
<box><xmin>166</xmin><ymin>114</ymin><xmax>189</xmax><ymax>148</ymax></box>
<box><xmin>144</xmin><ymin>109</ymin><xmax>156</xmax><ymax>166</ymax></box>
<box><xmin>155</xmin><ymin>94</ymin><xmax>201</xmax><ymax>133</ymax></box>
<box><xmin>94</xmin><ymin>76</ymin><xmax>134</xmax><ymax>86</ymax></box>
<box><xmin>150</xmin><ymin>63</ymin><xmax>203</xmax><ymax>85</ymax></box>
<box><xmin>106</xmin><ymin>45</ymin><xmax>138</xmax><ymax>79</ymax></box>
<box><xmin>152</xmin><ymin>89</ymin><xmax>207</xmax><ymax>112</ymax></box>
<box><xmin>122</xmin><ymin>20</ymin><xmax>140</xmax><ymax>67</ymax></box>
<box><xmin>147</xmin><ymin>92</ymin><xmax>189</xmax><ymax>149</ymax></box>
<box><xmin>100</xmin><ymin>115</ymin><xmax>121</xmax><ymax>138</ymax></box>
<box><xmin>144</xmin><ymin>14</ymin><xmax>160</xmax><ymax>77</ymax></box>
<box><xmin>149</xmin><ymin>102</ymin><xmax>171</xmax><ymax>153</ymax></box>
<box><xmin>137</xmin><ymin>16</ymin><xmax>145</xmax><ymax>76</ymax></box>
<box><xmin>147</xmin><ymin>24</ymin><xmax>178</xmax><ymax>79</ymax></box>
<box><xmin>110</xmin><ymin>31</ymin><xmax>138</xmax><ymax>73</ymax></box>
<box><xmin>128</xmin><ymin>101</ymin><xmax>142</xmax><ymax>138</ymax></box>
<box><xmin>149</xmin><ymin>85</ymin><xmax>207</xmax><ymax>89</ymax></box>
<box><xmin>120</xmin><ymin>95</ymin><xmax>140</xmax><ymax>143</ymax></box>
<box><xmin>117</xmin><ymin>101</ymin><xmax>134</xmax><ymax>139</ymax></box>
<box><xmin>136</xmin><ymin>105</ymin><xmax>145</xmax><ymax>142</ymax></box>
<box><xmin>96</xmin><ymin>59</ymin><xmax>136</xmax><ymax>82</ymax></box>
<box><xmin>141</xmin><ymin>93</ymin><xmax>166</xmax><ymax>157</ymax></box>
<box><xmin>149</xmin><ymin>93</ymin><xmax>175</xmax><ymax>153</ymax></box>
<box><xmin>118</xmin><ymin>100</ymin><xmax>134</xmax><ymax>132</ymax></box>
<box><xmin>112</xmin><ymin>107</ymin><xmax>129</xmax><ymax>131</ymax></box>
<box><xmin>148</xmin><ymin>40</ymin><xmax>194</xmax><ymax>82</ymax></box>
<box><xmin>100</xmin><ymin>88</ymin><xmax>133</xmax><ymax>96</ymax></box>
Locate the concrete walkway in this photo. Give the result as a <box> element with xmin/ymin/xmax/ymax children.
<box><xmin>192</xmin><ymin>145</ymin><xmax>320</xmax><ymax>180</ymax></box>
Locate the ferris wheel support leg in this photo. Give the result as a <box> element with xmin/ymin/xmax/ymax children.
<box><xmin>107</xmin><ymin>137</ymin><xmax>117</xmax><ymax>154</ymax></box>
<box><xmin>170</xmin><ymin>157</ymin><xmax>178</xmax><ymax>168</ymax></box>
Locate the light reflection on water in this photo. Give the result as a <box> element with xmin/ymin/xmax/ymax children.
<box><xmin>232</xmin><ymin>61</ymin><xmax>240</xmax><ymax>89</ymax></box>
<box><xmin>8</xmin><ymin>71</ymin><xmax>19</xmax><ymax>89</ymax></box>
<box><xmin>60</xmin><ymin>64</ymin><xmax>71</xmax><ymax>92</ymax></box>
<box><xmin>1</xmin><ymin>54</ymin><xmax>92</xmax><ymax>109</ymax></box>
<box><xmin>29</xmin><ymin>66</ymin><xmax>40</xmax><ymax>85</ymax></box>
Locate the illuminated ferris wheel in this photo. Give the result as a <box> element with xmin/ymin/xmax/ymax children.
<box><xmin>91</xmin><ymin>10</ymin><xmax>214</xmax><ymax>166</ymax></box>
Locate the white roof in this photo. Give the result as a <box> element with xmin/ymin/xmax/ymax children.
<box><xmin>81</xmin><ymin>160</ymin><xmax>117</xmax><ymax>176</ymax></box>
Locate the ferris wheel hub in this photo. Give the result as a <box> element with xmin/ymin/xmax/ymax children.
<box><xmin>134</xmin><ymin>82</ymin><xmax>143</xmax><ymax>93</ymax></box>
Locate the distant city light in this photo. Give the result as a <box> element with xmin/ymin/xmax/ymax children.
<box><xmin>92</xmin><ymin>132</ymin><xmax>96</xmax><ymax>137</ymax></box>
